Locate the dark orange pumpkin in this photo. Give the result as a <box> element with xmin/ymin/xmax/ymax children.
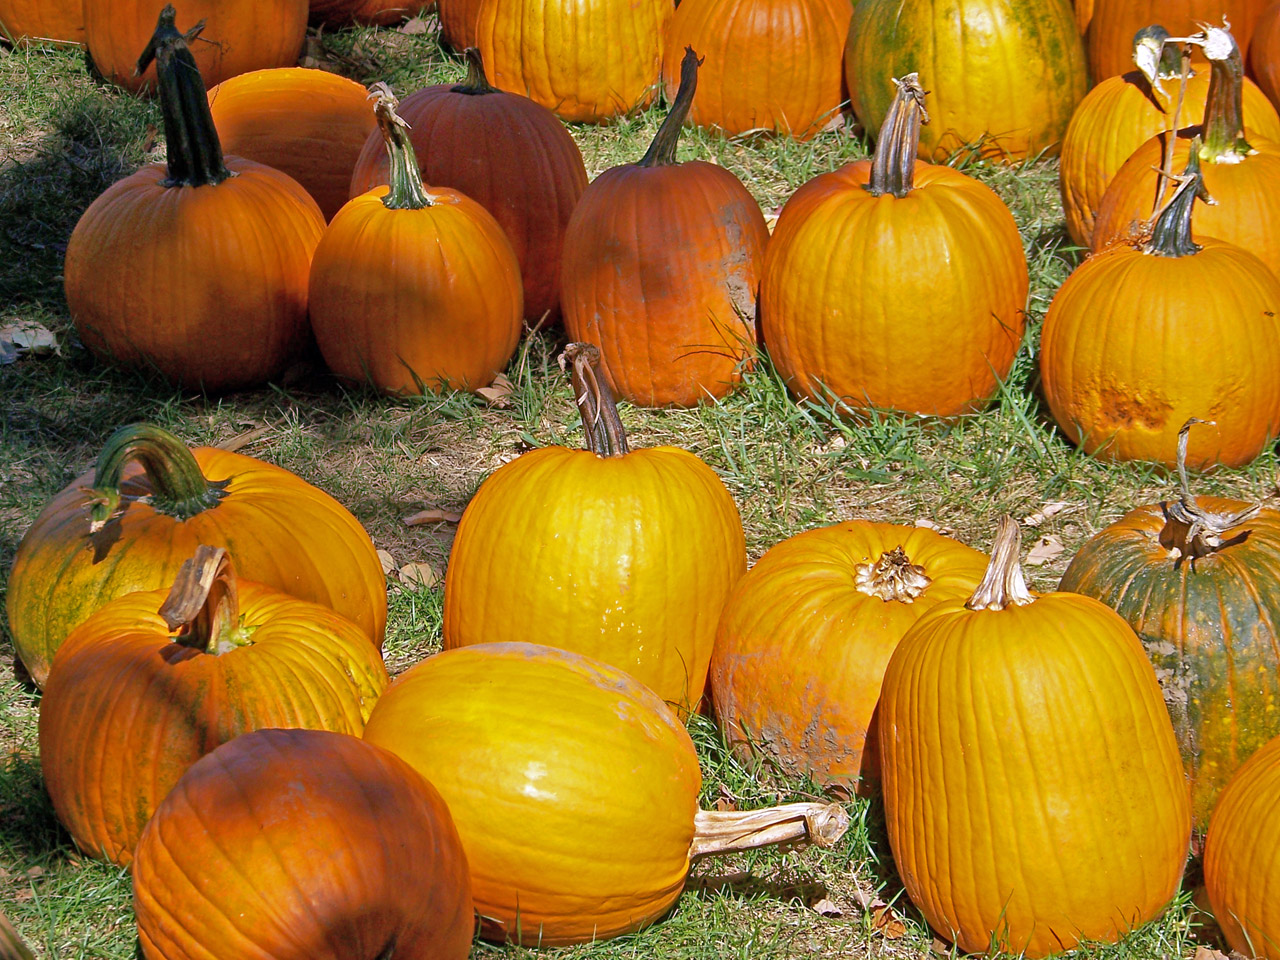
<box><xmin>1254</xmin><ymin>1</ymin><xmax>1280</xmax><ymax>110</ymax></box>
<box><xmin>0</xmin><ymin>0</ymin><xmax>82</xmax><ymax>43</ymax></box>
<box><xmin>133</xmin><ymin>729</ymin><xmax>473</xmax><ymax>960</ymax></box>
<box><xmin>349</xmin><ymin>49</ymin><xmax>587</xmax><ymax>323</ymax></box>
<box><xmin>39</xmin><ymin>547</ymin><xmax>389</xmax><ymax>864</ymax></box>
<box><xmin>1086</xmin><ymin>0</ymin><xmax>1269</xmax><ymax>81</ymax></box>
<box><xmin>436</xmin><ymin>0</ymin><xmax>481</xmax><ymax>48</ymax></box>
<box><xmin>560</xmin><ymin>49</ymin><xmax>769</xmax><ymax>407</ymax></box>
<box><xmin>307</xmin><ymin>0</ymin><xmax>429</xmax><ymax>26</ymax></box>
<box><xmin>311</xmin><ymin>85</ymin><xmax>522</xmax><ymax>394</ymax></box>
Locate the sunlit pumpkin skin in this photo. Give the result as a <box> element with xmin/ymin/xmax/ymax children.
<box><xmin>879</xmin><ymin>518</ymin><xmax>1191</xmax><ymax>957</ymax></box>
<box><xmin>85</xmin><ymin>0</ymin><xmax>309</xmax><ymax>93</ymax></box>
<box><xmin>307</xmin><ymin>0</ymin><xmax>430</xmax><ymax>26</ymax></box>
<box><xmin>0</xmin><ymin>0</ymin><xmax>82</xmax><ymax>43</ymax></box>
<box><xmin>660</xmin><ymin>0</ymin><xmax>852</xmax><ymax>140</ymax></box>
<box><xmin>711</xmin><ymin>522</ymin><xmax>988</xmax><ymax>796</ymax></box>
<box><xmin>133</xmin><ymin>729</ymin><xmax>473</xmax><ymax>960</ymax></box>
<box><xmin>760</xmin><ymin>76</ymin><xmax>1029</xmax><ymax>416</ymax></box>
<box><xmin>349</xmin><ymin>50</ymin><xmax>587</xmax><ymax>323</ymax></box>
<box><xmin>845</xmin><ymin>0</ymin><xmax>1088</xmax><ymax>162</ymax></box>
<box><xmin>1254</xmin><ymin>2</ymin><xmax>1280</xmax><ymax>111</ymax></box>
<box><xmin>39</xmin><ymin>550</ymin><xmax>389</xmax><ymax>865</ymax></box>
<box><xmin>1086</xmin><ymin>0</ymin><xmax>1268</xmax><ymax>81</ymax></box>
<box><xmin>6</xmin><ymin>424</ymin><xmax>387</xmax><ymax>687</ymax></box>
<box><xmin>207</xmin><ymin>68</ymin><xmax>376</xmax><ymax>222</ymax></box>
<box><xmin>1205</xmin><ymin>735</ymin><xmax>1280</xmax><ymax>958</ymax></box>
<box><xmin>474</xmin><ymin>0</ymin><xmax>675</xmax><ymax>122</ymax></box>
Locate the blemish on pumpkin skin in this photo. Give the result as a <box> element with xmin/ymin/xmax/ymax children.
<box><xmin>1093</xmin><ymin>382</ymin><xmax>1173</xmax><ymax>432</ymax></box>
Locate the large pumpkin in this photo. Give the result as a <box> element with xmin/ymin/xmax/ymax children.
<box><xmin>307</xmin><ymin>0</ymin><xmax>430</xmax><ymax>26</ymax></box>
<box><xmin>710</xmin><ymin>521</ymin><xmax>988</xmax><ymax>796</ymax></box>
<box><xmin>1059</xmin><ymin>419</ymin><xmax>1280</xmax><ymax>828</ymax></box>
<box><xmin>133</xmin><ymin>729</ymin><xmax>473</xmax><ymax>960</ymax></box>
<box><xmin>7</xmin><ymin>423</ymin><xmax>387</xmax><ymax>687</ymax></box>
<box><xmin>759</xmin><ymin>74</ymin><xmax>1029</xmax><ymax>416</ymax></box>
<box><xmin>443</xmin><ymin>344</ymin><xmax>746</xmax><ymax>714</ymax></box>
<box><xmin>1086</xmin><ymin>0</ymin><xmax>1269</xmax><ymax>81</ymax></box>
<box><xmin>879</xmin><ymin>517</ymin><xmax>1191</xmax><ymax>957</ymax></box>
<box><xmin>1255</xmin><ymin>1</ymin><xmax>1280</xmax><ymax>110</ymax></box>
<box><xmin>845</xmin><ymin>0</ymin><xmax>1087</xmax><ymax>162</ymax></box>
<box><xmin>39</xmin><ymin>547</ymin><xmax>389</xmax><ymax>864</ymax></box>
<box><xmin>362</xmin><ymin>642</ymin><xmax>849</xmax><ymax>946</ymax></box>
<box><xmin>560</xmin><ymin>49</ymin><xmax>769</xmax><ymax>406</ymax></box>
<box><xmin>0</xmin><ymin>0</ymin><xmax>82</xmax><ymax>43</ymax></box>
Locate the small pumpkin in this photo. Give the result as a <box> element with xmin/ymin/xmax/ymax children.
<box><xmin>133</xmin><ymin>729</ymin><xmax>473</xmax><ymax>960</ymax></box>
<box><xmin>39</xmin><ymin>546</ymin><xmax>389</xmax><ymax>864</ymax></box>
<box><xmin>362</xmin><ymin>642</ymin><xmax>849</xmax><ymax>947</ymax></box>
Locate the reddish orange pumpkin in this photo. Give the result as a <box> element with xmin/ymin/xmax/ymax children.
<box><xmin>39</xmin><ymin>547</ymin><xmax>389</xmax><ymax>864</ymax></box>
<box><xmin>0</xmin><ymin>0</ymin><xmax>82</xmax><ymax>43</ymax></box>
<box><xmin>1254</xmin><ymin>1</ymin><xmax>1280</xmax><ymax>110</ymax></box>
<box><xmin>133</xmin><ymin>729</ymin><xmax>473</xmax><ymax>960</ymax></box>
<box><xmin>660</xmin><ymin>0</ymin><xmax>852</xmax><ymax>140</ymax></box>
<box><xmin>436</xmin><ymin>0</ymin><xmax>481</xmax><ymax>48</ymax></box>
<box><xmin>307</xmin><ymin>0</ymin><xmax>429</xmax><ymax>26</ymax></box>
<box><xmin>1086</xmin><ymin>0</ymin><xmax>1269</xmax><ymax>81</ymax></box>
<box><xmin>6</xmin><ymin>423</ymin><xmax>387</xmax><ymax>688</ymax></box>
<box><xmin>208</xmin><ymin>68</ymin><xmax>377</xmax><ymax>222</ymax></box>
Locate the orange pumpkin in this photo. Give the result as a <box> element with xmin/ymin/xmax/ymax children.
<box><xmin>1086</xmin><ymin>0</ymin><xmax>1269</xmax><ymax>81</ymax></box>
<box><xmin>0</xmin><ymin>0</ymin><xmax>82</xmax><ymax>43</ymax></box>
<box><xmin>879</xmin><ymin>517</ymin><xmax>1191</xmax><ymax>957</ymax></box>
<box><xmin>307</xmin><ymin>0</ymin><xmax>430</xmax><ymax>26</ymax></box>
<box><xmin>560</xmin><ymin>49</ymin><xmax>769</xmax><ymax>406</ymax></box>
<box><xmin>310</xmin><ymin>86</ymin><xmax>522</xmax><ymax>394</ymax></box>
<box><xmin>39</xmin><ymin>547</ymin><xmax>389</xmax><ymax>864</ymax></box>
<box><xmin>6</xmin><ymin>423</ymin><xmax>387</xmax><ymax>687</ymax></box>
<box><xmin>1254</xmin><ymin>1</ymin><xmax>1280</xmax><ymax>110</ymax></box>
<box><xmin>436</xmin><ymin>0</ymin><xmax>481</xmax><ymax>48</ymax></box>
<box><xmin>760</xmin><ymin>74</ymin><xmax>1029</xmax><ymax>416</ymax></box>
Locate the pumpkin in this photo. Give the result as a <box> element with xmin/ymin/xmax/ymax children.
<box><xmin>659</xmin><ymin>0</ymin><xmax>852</xmax><ymax>140</ymax></box>
<box><xmin>1060</xmin><ymin>25</ymin><xmax>1280</xmax><ymax>248</ymax></box>
<box><xmin>845</xmin><ymin>0</ymin><xmax>1087</xmax><ymax>162</ymax></box>
<box><xmin>473</xmin><ymin>0</ymin><xmax>675</xmax><ymax>122</ymax></box>
<box><xmin>85</xmin><ymin>0</ymin><xmax>309</xmax><ymax>94</ymax></box>
<box><xmin>362</xmin><ymin>642</ymin><xmax>849</xmax><ymax>946</ymax></box>
<box><xmin>710</xmin><ymin>521</ymin><xmax>989</xmax><ymax>796</ymax></box>
<box><xmin>133</xmin><ymin>729</ymin><xmax>473</xmax><ymax>960</ymax></box>
<box><xmin>349</xmin><ymin>48</ymin><xmax>587</xmax><ymax>324</ymax></box>
<box><xmin>436</xmin><ymin>0</ymin><xmax>481</xmax><ymax>49</ymax></box>
<box><xmin>311</xmin><ymin>85</ymin><xmax>522</xmax><ymax>394</ymax></box>
<box><xmin>1204</xmin><ymin>734</ymin><xmax>1280</xmax><ymax>958</ymax></box>
<box><xmin>1086</xmin><ymin>0</ymin><xmax>1269</xmax><ymax>81</ymax></box>
<box><xmin>759</xmin><ymin>74</ymin><xmax>1029</xmax><ymax>416</ymax></box>
<box><xmin>1074</xmin><ymin>0</ymin><xmax>1093</xmax><ymax>32</ymax></box>
<box><xmin>308</xmin><ymin>0</ymin><xmax>430</xmax><ymax>26</ymax></box>
<box><xmin>1059</xmin><ymin>419</ymin><xmax>1280</xmax><ymax>828</ymax></box>
<box><xmin>1254</xmin><ymin>1</ymin><xmax>1280</xmax><ymax>111</ymax></box>
<box><xmin>7</xmin><ymin>423</ymin><xmax>387</xmax><ymax>687</ymax></box>
<box><xmin>443</xmin><ymin>343</ymin><xmax>747</xmax><ymax>714</ymax></box>
<box><xmin>1092</xmin><ymin>26</ymin><xmax>1280</xmax><ymax>280</ymax></box>
<box><xmin>65</xmin><ymin>9</ymin><xmax>324</xmax><ymax>394</ymax></box>
<box><xmin>560</xmin><ymin>50</ymin><xmax>769</xmax><ymax>407</ymax></box>
<box><xmin>0</xmin><ymin>911</ymin><xmax>33</xmax><ymax>960</ymax></box>
<box><xmin>879</xmin><ymin>516</ymin><xmax>1191</xmax><ymax>957</ymax></box>
<box><xmin>207</xmin><ymin>68</ymin><xmax>377</xmax><ymax>222</ymax></box>
<box><xmin>1041</xmin><ymin>148</ymin><xmax>1280</xmax><ymax>467</ymax></box>
<box><xmin>0</xmin><ymin>0</ymin><xmax>82</xmax><ymax>43</ymax></box>
<box><xmin>39</xmin><ymin>546</ymin><xmax>389</xmax><ymax>864</ymax></box>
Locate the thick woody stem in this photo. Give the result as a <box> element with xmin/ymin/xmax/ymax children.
<box><xmin>689</xmin><ymin>802</ymin><xmax>849</xmax><ymax>858</ymax></box>
<box><xmin>638</xmin><ymin>46</ymin><xmax>701</xmax><ymax>168</ymax></box>
<box><xmin>865</xmin><ymin>73</ymin><xmax>929</xmax><ymax>199</ymax></box>
<box><xmin>368</xmin><ymin>82</ymin><xmax>434</xmax><ymax>210</ymax></box>
<box><xmin>158</xmin><ymin>546</ymin><xmax>249</xmax><ymax>655</ymax></box>
<box><xmin>452</xmin><ymin>47</ymin><xmax>498</xmax><ymax>95</ymax></box>
<box><xmin>966</xmin><ymin>516</ymin><xmax>1035</xmax><ymax>611</ymax></box>
<box><xmin>88</xmin><ymin>423</ymin><xmax>227</xmax><ymax>527</ymax></box>
<box><xmin>1160</xmin><ymin>418</ymin><xmax>1261</xmax><ymax>562</ymax></box>
<box><xmin>561</xmin><ymin>343</ymin><xmax>629</xmax><ymax>457</ymax></box>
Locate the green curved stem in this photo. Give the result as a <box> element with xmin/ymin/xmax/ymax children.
<box><xmin>1198</xmin><ymin>24</ymin><xmax>1252</xmax><ymax>162</ymax></box>
<box><xmin>89</xmin><ymin>423</ymin><xmax>227</xmax><ymax>524</ymax></box>
<box><xmin>1144</xmin><ymin>143</ymin><xmax>1212</xmax><ymax>258</ymax></box>
<box><xmin>865</xmin><ymin>73</ymin><xmax>929</xmax><ymax>199</ymax></box>
<box><xmin>451</xmin><ymin>46</ymin><xmax>498</xmax><ymax>95</ymax></box>
<box><xmin>369</xmin><ymin>82</ymin><xmax>434</xmax><ymax>210</ymax></box>
<box><xmin>562</xmin><ymin>342</ymin><xmax>628</xmax><ymax>457</ymax></box>
<box><xmin>638</xmin><ymin>46</ymin><xmax>702</xmax><ymax>168</ymax></box>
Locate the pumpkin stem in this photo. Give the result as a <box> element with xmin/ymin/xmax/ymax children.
<box><xmin>1197</xmin><ymin>24</ymin><xmax>1253</xmax><ymax>163</ymax></box>
<box><xmin>158</xmin><ymin>546</ymin><xmax>252</xmax><ymax>655</ymax></box>
<box><xmin>1160</xmin><ymin>418</ymin><xmax>1262</xmax><ymax>562</ymax></box>
<box><xmin>865</xmin><ymin>73</ymin><xmax>929</xmax><ymax>199</ymax></box>
<box><xmin>855</xmin><ymin>547</ymin><xmax>932</xmax><ymax>602</ymax></box>
<box><xmin>1144</xmin><ymin>143</ymin><xmax>1213</xmax><ymax>258</ymax></box>
<box><xmin>561</xmin><ymin>343</ymin><xmax>629</xmax><ymax>457</ymax></box>
<box><xmin>368</xmin><ymin>82</ymin><xmax>436</xmax><ymax>210</ymax></box>
<box><xmin>451</xmin><ymin>47</ymin><xmax>498</xmax><ymax>95</ymax></box>
<box><xmin>87</xmin><ymin>423</ymin><xmax>228</xmax><ymax>529</ymax></box>
<box><xmin>1133</xmin><ymin>25</ymin><xmax>1181</xmax><ymax>93</ymax></box>
<box><xmin>965</xmin><ymin>516</ymin><xmax>1035</xmax><ymax>611</ymax></box>
<box><xmin>136</xmin><ymin>5</ymin><xmax>230</xmax><ymax>188</ymax></box>
<box><xmin>638</xmin><ymin>46</ymin><xmax>702</xmax><ymax>168</ymax></box>
<box><xmin>689</xmin><ymin>801</ymin><xmax>849</xmax><ymax>858</ymax></box>
<box><xmin>0</xmin><ymin>909</ymin><xmax>36</xmax><ymax>960</ymax></box>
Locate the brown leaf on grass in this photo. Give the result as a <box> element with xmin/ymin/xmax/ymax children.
<box><xmin>476</xmin><ymin>373</ymin><xmax>514</xmax><ymax>407</ymax></box>
<box><xmin>0</xmin><ymin>319</ymin><xmax>59</xmax><ymax>363</ymax></box>
<box><xmin>404</xmin><ymin>508</ymin><xmax>462</xmax><ymax>526</ymax></box>
<box><xmin>214</xmin><ymin>425</ymin><xmax>270</xmax><ymax>452</ymax></box>
<box><xmin>1023</xmin><ymin>500</ymin><xmax>1068</xmax><ymax>527</ymax></box>
<box><xmin>931</xmin><ymin>936</ymin><xmax>952</xmax><ymax>955</ymax></box>
<box><xmin>1193</xmin><ymin>947</ymin><xmax>1230</xmax><ymax>960</ymax></box>
<box><xmin>398</xmin><ymin>562</ymin><xmax>439</xmax><ymax>590</ymax></box>
<box><xmin>397</xmin><ymin>16</ymin><xmax>430</xmax><ymax>33</ymax></box>
<box><xmin>811</xmin><ymin>898</ymin><xmax>843</xmax><ymax>917</ymax></box>
<box><xmin>1024</xmin><ymin>533</ymin><xmax>1065</xmax><ymax>566</ymax></box>
<box><xmin>914</xmin><ymin>517</ymin><xmax>955</xmax><ymax>536</ymax></box>
<box><xmin>871</xmin><ymin>903</ymin><xmax>906</xmax><ymax>939</ymax></box>
<box><xmin>376</xmin><ymin>549</ymin><xmax>396</xmax><ymax>576</ymax></box>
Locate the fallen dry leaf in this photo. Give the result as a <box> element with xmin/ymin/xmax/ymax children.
<box><xmin>1024</xmin><ymin>533</ymin><xmax>1065</xmax><ymax>566</ymax></box>
<box><xmin>214</xmin><ymin>425</ymin><xmax>270</xmax><ymax>452</ymax></box>
<box><xmin>1193</xmin><ymin>947</ymin><xmax>1229</xmax><ymax>960</ymax></box>
<box><xmin>404</xmin><ymin>507</ymin><xmax>462</xmax><ymax>526</ymax></box>
<box><xmin>476</xmin><ymin>373</ymin><xmax>514</xmax><ymax>407</ymax></box>
<box><xmin>871</xmin><ymin>902</ymin><xmax>906</xmax><ymax>939</ymax></box>
<box><xmin>0</xmin><ymin>319</ymin><xmax>59</xmax><ymax>363</ymax></box>
<box><xmin>1023</xmin><ymin>500</ymin><xmax>1069</xmax><ymax>527</ymax></box>
<box><xmin>376</xmin><ymin>549</ymin><xmax>396</xmax><ymax>576</ymax></box>
<box><xmin>811</xmin><ymin>898</ymin><xmax>843</xmax><ymax>918</ymax></box>
<box><xmin>397</xmin><ymin>15</ymin><xmax>430</xmax><ymax>33</ymax></box>
<box><xmin>398</xmin><ymin>561</ymin><xmax>439</xmax><ymax>590</ymax></box>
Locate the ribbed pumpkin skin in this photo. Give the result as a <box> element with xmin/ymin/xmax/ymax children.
<box><xmin>1059</xmin><ymin>498</ymin><xmax>1280</xmax><ymax>828</ymax></box>
<box><xmin>7</xmin><ymin>445</ymin><xmax>387</xmax><ymax>687</ymax></box>
<box><xmin>64</xmin><ymin>158</ymin><xmax>324</xmax><ymax>393</ymax></box>
<box><xmin>1255</xmin><ymin>2</ymin><xmax>1280</xmax><ymax>111</ymax></box>
<box><xmin>39</xmin><ymin>583</ymin><xmax>389</xmax><ymax>865</ymax></box>
<box><xmin>362</xmin><ymin>643</ymin><xmax>702</xmax><ymax>946</ymax></box>
<box><xmin>760</xmin><ymin>161</ymin><xmax>1028</xmax><ymax>416</ymax></box>
<box><xmin>443</xmin><ymin>446</ymin><xmax>746</xmax><ymax>714</ymax></box>
<box><xmin>309</xmin><ymin>186</ymin><xmax>522</xmax><ymax>394</ymax></box>
<box><xmin>1039</xmin><ymin>239</ymin><xmax>1280</xmax><ymax>466</ymax></box>
<box><xmin>1060</xmin><ymin>68</ymin><xmax>1280</xmax><ymax>248</ymax></box>
<box><xmin>348</xmin><ymin>81</ymin><xmax>587</xmax><ymax>323</ymax></box>
<box><xmin>84</xmin><ymin>0</ymin><xmax>309</xmax><ymax>93</ymax></box>
<box><xmin>436</xmin><ymin>0</ymin><xmax>481</xmax><ymax>47</ymax></box>
<box><xmin>879</xmin><ymin>594</ymin><xmax>1191</xmax><ymax>957</ymax></box>
<box><xmin>474</xmin><ymin>0</ymin><xmax>675</xmax><ymax>122</ymax></box>
<box><xmin>1205</xmin><ymin>735</ymin><xmax>1280</xmax><ymax>958</ymax></box>
<box><xmin>133</xmin><ymin>729</ymin><xmax>473</xmax><ymax>960</ymax></box>
<box><xmin>1087</xmin><ymin>0</ymin><xmax>1269</xmax><ymax>81</ymax></box>
<box><xmin>0</xmin><ymin>0</ymin><xmax>82</xmax><ymax>43</ymax></box>
<box><xmin>711</xmin><ymin>523</ymin><xmax>988</xmax><ymax>795</ymax></box>
<box><xmin>208</xmin><ymin>69</ymin><xmax>377</xmax><ymax>222</ymax></box>
<box><xmin>659</xmin><ymin>0</ymin><xmax>852</xmax><ymax>140</ymax></box>
<box><xmin>308</xmin><ymin>0</ymin><xmax>430</xmax><ymax>26</ymax></box>
<box><xmin>845</xmin><ymin>0</ymin><xmax>1088</xmax><ymax>162</ymax></box>
<box><xmin>560</xmin><ymin>163</ymin><xmax>768</xmax><ymax>407</ymax></box>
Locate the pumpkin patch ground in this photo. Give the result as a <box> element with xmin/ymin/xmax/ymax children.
<box><xmin>2</xmin><ymin>16</ymin><xmax>1278</xmax><ymax>960</ymax></box>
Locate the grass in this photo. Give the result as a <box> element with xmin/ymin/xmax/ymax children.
<box><xmin>0</xmin><ymin>19</ymin><xmax>1269</xmax><ymax>960</ymax></box>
